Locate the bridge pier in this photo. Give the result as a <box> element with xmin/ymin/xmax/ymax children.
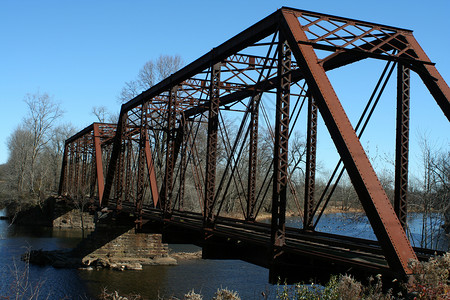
<box><xmin>72</xmin><ymin>211</ymin><xmax>176</xmax><ymax>269</ymax></box>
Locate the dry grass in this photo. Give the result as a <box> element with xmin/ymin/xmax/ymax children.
<box><xmin>408</xmin><ymin>252</ymin><xmax>450</xmax><ymax>299</ymax></box>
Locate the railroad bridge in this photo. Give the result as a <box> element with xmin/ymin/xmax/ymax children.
<box><xmin>58</xmin><ymin>7</ymin><xmax>449</xmax><ymax>283</ymax></box>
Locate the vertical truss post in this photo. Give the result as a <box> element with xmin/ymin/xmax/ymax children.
<box><xmin>81</xmin><ymin>139</ymin><xmax>88</xmax><ymax>192</ymax></box>
<box><xmin>74</xmin><ymin>142</ymin><xmax>80</xmax><ymax>198</ymax></box>
<box><xmin>124</xmin><ymin>138</ymin><xmax>132</xmax><ymax>204</ymax></box>
<box><xmin>303</xmin><ymin>95</ymin><xmax>318</xmax><ymax>230</ymax></box>
<box><xmin>68</xmin><ymin>144</ymin><xmax>74</xmax><ymax>196</ymax></box>
<box><xmin>58</xmin><ymin>143</ymin><xmax>69</xmax><ymax>196</ymax></box>
<box><xmin>247</xmin><ymin>93</ymin><xmax>261</xmax><ymax>221</ymax></box>
<box><xmin>144</xmin><ymin>130</ymin><xmax>159</xmax><ymax>208</ymax></box>
<box><xmin>93</xmin><ymin>124</ymin><xmax>105</xmax><ymax>205</ymax></box>
<box><xmin>271</xmin><ymin>35</ymin><xmax>291</xmax><ymax>251</ymax></box>
<box><xmin>178</xmin><ymin>116</ymin><xmax>188</xmax><ymax>211</ymax></box>
<box><xmin>394</xmin><ymin>64</ymin><xmax>410</xmax><ymax>229</ymax></box>
<box><xmin>80</xmin><ymin>141</ymin><xmax>86</xmax><ymax>192</ymax></box>
<box><xmin>204</xmin><ymin>63</ymin><xmax>221</xmax><ymax>226</ymax></box>
<box><xmin>162</xmin><ymin>86</ymin><xmax>179</xmax><ymax>217</ymax></box>
<box><xmin>115</xmin><ymin>134</ymin><xmax>125</xmax><ymax>209</ymax></box>
<box><xmin>136</xmin><ymin>104</ymin><xmax>148</xmax><ymax>228</ymax></box>
<box><xmin>102</xmin><ymin>112</ymin><xmax>126</xmax><ymax>207</ymax></box>
<box><xmin>89</xmin><ymin>149</ymin><xmax>97</xmax><ymax>199</ymax></box>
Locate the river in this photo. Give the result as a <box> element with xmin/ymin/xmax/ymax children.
<box><xmin>0</xmin><ymin>209</ymin><xmax>447</xmax><ymax>299</ymax></box>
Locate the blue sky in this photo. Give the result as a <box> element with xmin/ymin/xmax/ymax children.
<box><xmin>0</xmin><ymin>0</ymin><xmax>449</xmax><ymax>180</ymax></box>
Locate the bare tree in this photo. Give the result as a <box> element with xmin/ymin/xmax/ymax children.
<box><xmin>91</xmin><ymin>106</ymin><xmax>119</xmax><ymax>124</ymax></box>
<box><xmin>118</xmin><ymin>80</ymin><xmax>141</xmax><ymax>104</ymax></box>
<box><xmin>138</xmin><ymin>61</ymin><xmax>156</xmax><ymax>88</ymax></box>
<box><xmin>118</xmin><ymin>54</ymin><xmax>184</xmax><ymax>103</ymax></box>
<box><xmin>91</xmin><ymin>106</ymin><xmax>108</xmax><ymax>123</ymax></box>
<box><xmin>47</xmin><ymin>123</ymin><xmax>76</xmax><ymax>190</ymax></box>
<box><xmin>155</xmin><ymin>54</ymin><xmax>183</xmax><ymax>81</ymax></box>
<box><xmin>411</xmin><ymin>136</ymin><xmax>450</xmax><ymax>248</ymax></box>
<box><xmin>23</xmin><ymin>91</ymin><xmax>63</xmax><ymax>195</ymax></box>
<box><xmin>6</xmin><ymin>125</ymin><xmax>33</xmax><ymax>195</ymax></box>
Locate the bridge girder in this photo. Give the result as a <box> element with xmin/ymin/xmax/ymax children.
<box><xmin>60</xmin><ymin>7</ymin><xmax>450</xmax><ymax>278</ymax></box>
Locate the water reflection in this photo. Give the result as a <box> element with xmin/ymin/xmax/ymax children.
<box><xmin>79</xmin><ymin>259</ymin><xmax>271</xmax><ymax>299</ymax></box>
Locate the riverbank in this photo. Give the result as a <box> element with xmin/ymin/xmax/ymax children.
<box><xmin>24</xmin><ymin>248</ymin><xmax>178</xmax><ymax>271</ymax></box>
<box><xmin>101</xmin><ymin>252</ymin><xmax>450</xmax><ymax>300</ymax></box>
<box><xmin>219</xmin><ymin>206</ymin><xmax>366</xmax><ymax>222</ymax></box>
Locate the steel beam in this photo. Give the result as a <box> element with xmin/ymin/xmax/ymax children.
<box><xmin>122</xmin><ymin>13</ymin><xmax>279</xmax><ymax>114</ymax></box>
<box><xmin>271</xmin><ymin>34</ymin><xmax>291</xmax><ymax>251</ymax></box>
<box><xmin>162</xmin><ymin>86</ymin><xmax>179</xmax><ymax>216</ymax></box>
<box><xmin>74</xmin><ymin>142</ymin><xmax>80</xmax><ymax>198</ymax></box>
<box><xmin>80</xmin><ymin>140</ymin><xmax>87</xmax><ymax>191</ymax></box>
<box><xmin>404</xmin><ymin>34</ymin><xmax>450</xmax><ymax>122</ymax></box>
<box><xmin>58</xmin><ymin>143</ymin><xmax>69</xmax><ymax>196</ymax></box>
<box><xmin>247</xmin><ymin>93</ymin><xmax>261</xmax><ymax>221</ymax></box>
<box><xmin>204</xmin><ymin>63</ymin><xmax>221</xmax><ymax>225</ymax></box>
<box><xmin>93</xmin><ymin>124</ymin><xmax>105</xmax><ymax>205</ymax></box>
<box><xmin>303</xmin><ymin>95</ymin><xmax>317</xmax><ymax>230</ymax></box>
<box><xmin>144</xmin><ymin>130</ymin><xmax>159</xmax><ymax>208</ymax></box>
<box><xmin>115</xmin><ymin>133</ymin><xmax>125</xmax><ymax>207</ymax></box>
<box><xmin>89</xmin><ymin>149</ymin><xmax>97</xmax><ymax>199</ymax></box>
<box><xmin>68</xmin><ymin>144</ymin><xmax>74</xmax><ymax>196</ymax></box>
<box><xmin>135</xmin><ymin>104</ymin><xmax>148</xmax><ymax>227</ymax></box>
<box><xmin>281</xmin><ymin>11</ymin><xmax>417</xmax><ymax>276</ymax></box>
<box><xmin>178</xmin><ymin>117</ymin><xmax>188</xmax><ymax>211</ymax></box>
<box><xmin>394</xmin><ymin>64</ymin><xmax>410</xmax><ymax>229</ymax></box>
<box><xmin>102</xmin><ymin>112</ymin><xmax>127</xmax><ymax>206</ymax></box>
<box><xmin>124</xmin><ymin>138</ymin><xmax>132</xmax><ymax>205</ymax></box>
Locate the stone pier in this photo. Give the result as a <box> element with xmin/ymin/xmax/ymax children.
<box><xmin>53</xmin><ymin>208</ymin><xmax>95</xmax><ymax>229</ymax></box>
<box><xmin>71</xmin><ymin>214</ymin><xmax>176</xmax><ymax>270</ymax></box>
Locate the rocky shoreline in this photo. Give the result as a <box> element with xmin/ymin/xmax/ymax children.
<box><xmin>23</xmin><ymin>248</ymin><xmax>184</xmax><ymax>271</ymax></box>
<box><xmin>23</xmin><ymin>248</ymin><xmax>202</xmax><ymax>271</ymax></box>
<box><xmin>170</xmin><ymin>250</ymin><xmax>202</xmax><ymax>260</ymax></box>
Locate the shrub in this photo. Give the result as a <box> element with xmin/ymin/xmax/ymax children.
<box><xmin>277</xmin><ymin>274</ymin><xmax>393</xmax><ymax>300</ymax></box>
<box><xmin>184</xmin><ymin>289</ymin><xmax>203</xmax><ymax>300</ymax></box>
<box><xmin>99</xmin><ymin>288</ymin><xmax>143</xmax><ymax>300</ymax></box>
<box><xmin>408</xmin><ymin>252</ymin><xmax>450</xmax><ymax>299</ymax></box>
<box><xmin>335</xmin><ymin>275</ymin><xmax>362</xmax><ymax>300</ymax></box>
<box><xmin>212</xmin><ymin>288</ymin><xmax>240</xmax><ymax>300</ymax></box>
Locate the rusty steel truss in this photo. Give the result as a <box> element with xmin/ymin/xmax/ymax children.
<box><xmin>59</xmin><ymin>7</ymin><xmax>450</xmax><ymax>278</ymax></box>
<box><xmin>59</xmin><ymin>123</ymin><xmax>116</xmax><ymax>202</ymax></box>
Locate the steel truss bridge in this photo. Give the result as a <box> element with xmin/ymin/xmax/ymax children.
<box><xmin>58</xmin><ymin>7</ymin><xmax>449</xmax><ymax>282</ymax></box>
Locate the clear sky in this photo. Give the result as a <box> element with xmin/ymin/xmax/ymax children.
<box><xmin>0</xmin><ymin>0</ymin><xmax>449</xmax><ymax>180</ymax></box>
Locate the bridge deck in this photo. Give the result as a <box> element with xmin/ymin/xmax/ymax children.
<box><xmin>109</xmin><ymin>201</ymin><xmax>440</xmax><ymax>282</ymax></box>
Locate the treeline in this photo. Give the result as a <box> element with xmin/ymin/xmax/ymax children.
<box><xmin>0</xmin><ymin>92</ymin><xmax>75</xmax><ymax>208</ymax></box>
